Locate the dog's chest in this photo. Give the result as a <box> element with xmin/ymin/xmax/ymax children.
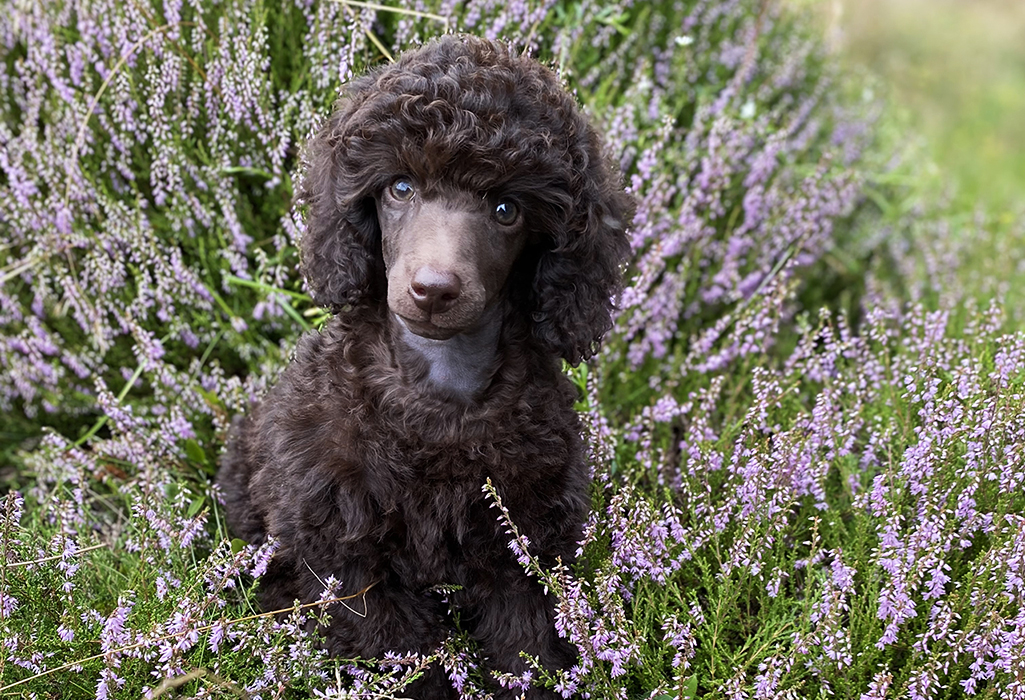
<box><xmin>385</xmin><ymin>476</ymin><xmax>496</xmax><ymax>587</ymax></box>
<box><xmin>354</xmin><ymin>382</ymin><xmax>579</xmax><ymax>587</ymax></box>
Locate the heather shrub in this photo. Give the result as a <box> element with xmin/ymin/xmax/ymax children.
<box><xmin>3</xmin><ymin>0</ymin><xmax>1024</xmax><ymax>698</ymax></box>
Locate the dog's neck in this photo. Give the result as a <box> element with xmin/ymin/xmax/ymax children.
<box><xmin>392</xmin><ymin>306</ymin><xmax>504</xmax><ymax>398</ymax></box>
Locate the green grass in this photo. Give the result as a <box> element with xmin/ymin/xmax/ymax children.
<box><xmin>833</xmin><ymin>0</ymin><xmax>1025</xmax><ymax>214</ymax></box>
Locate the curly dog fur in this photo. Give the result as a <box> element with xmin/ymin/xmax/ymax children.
<box><xmin>217</xmin><ymin>35</ymin><xmax>631</xmax><ymax>698</ymax></box>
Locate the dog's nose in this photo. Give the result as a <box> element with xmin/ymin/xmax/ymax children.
<box><xmin>409</xmin><ymin>267</ymin><xmax>462</xmax><ymax>314</ymax></box>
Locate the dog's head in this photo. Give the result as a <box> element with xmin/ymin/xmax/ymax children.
<box><xmin>300</xmin><ymin>34</ymin><xmax>632</xmax><ymax>363</ymax></box>
<box><xmin>375</xmin><ymin>182</ymin><xmax>529</xmax><ymax>341</ymax></box>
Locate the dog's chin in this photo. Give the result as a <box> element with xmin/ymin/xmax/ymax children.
<box><xmin>395</xmin><ymin>315</ymin><xmax>466</xmax><ymax>341</ymax></box>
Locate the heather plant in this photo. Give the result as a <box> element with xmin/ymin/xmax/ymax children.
<box><xmin>3</xmin><ymin>0</ymin><xmax>1025</xmax><ymax>698</ymax></box>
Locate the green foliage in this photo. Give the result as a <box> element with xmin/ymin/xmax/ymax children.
<box><xmin>3</xmin><ymin>0</ymin><xmax>1025</xmax><ymax>697</ymax></box>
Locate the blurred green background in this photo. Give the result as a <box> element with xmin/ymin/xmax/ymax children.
<box><xmin>815</xmin><ymin>0</ymin><xmax>1025</xmax><ymax>213</ymax></box>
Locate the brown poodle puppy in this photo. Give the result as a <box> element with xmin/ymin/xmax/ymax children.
<box><xmin>217</xmin><ymin>34</ymin><xmax>631</xmax><ymax>699</ymax></box>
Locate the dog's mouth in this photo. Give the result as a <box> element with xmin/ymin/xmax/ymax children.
<box><xmin>395</xmin><ymin>314</ymin><xmax>465</xmax><ymax>341</ymax></box>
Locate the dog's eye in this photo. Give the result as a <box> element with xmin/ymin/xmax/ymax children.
<box><xmin>389</xmin><ymin>179</ymin><xmax>415</xmax><ymax>202</ymax></box>
<box><xmin>494</xmin><ymin>200</ymin><xmax>519</xmax><ymax>226</ymax></box>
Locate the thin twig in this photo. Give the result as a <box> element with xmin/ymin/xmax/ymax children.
<box><xmin>71</xmin><ymin>362</ymin><xmax>146</xmax><ymax>448</ymax></box>
<box><xmin>302</xmin><ymin>559</ymin><xmax>368</xmax><ymax>618</ymax></box>
<box><xmin>2</xmin><ymin>543</ymin><xmax>109</xmax><ymax>569</ymax></box>
<box><xmin>363</xmin><ymin>26</ymin><xmax>394</xmax><ymax>63</ymax></box>
<box><xmin>521</xmin><ymin>19</ymin><xmax>542</xmax><ymax>55</ymax></box>
<box><xmin>333</xmin><ymin>0</ymin><xmax>449</xmax><ymax>25</ymax></box>
<box><xmin>326</xmin><ymin>0</ymin><xmax>440</xmax><ymax>64</ymax></box>
<box><xmin>127</xmin><ymin>0</ymin><xmax>216</xmax><ymax>96</ymax></box>
<box><xmin>0</xmin><ymin>258</ymin><xmax>37</xmax><ymax>286</ymax></box>
<box><xmin>149</xmin><ymin>668</ymin><xmax>208</xmax><ymax>698</ymax></box>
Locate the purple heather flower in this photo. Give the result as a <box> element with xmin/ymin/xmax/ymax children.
<box><xmin>101</xmin><ymin>597</ymin><xmax>135</xmax><ymax>653</ymax></box>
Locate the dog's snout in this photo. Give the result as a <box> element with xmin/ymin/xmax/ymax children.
<box><xmin>409</xmin><ymin>267</ymin><xmax>462</xmax><ymax>315</ymax></box>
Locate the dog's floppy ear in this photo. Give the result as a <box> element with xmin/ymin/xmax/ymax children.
<box><xmin>298</xmin><ymin>85</ymin><xmax>384</xmax><ymax>311</ymax></box>
<box><xmin>532</xmin><ymin>129</ymin><xmax>633</xmax><ymax>365</ymax></box>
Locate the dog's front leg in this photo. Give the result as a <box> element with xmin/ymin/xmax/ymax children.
<box><xmin>465</xmin><ymin>568</ymin><xmax>576</xmax><ymax>700</ymax></box>
<box><xmin>318</xmin><ymin>579</ymin><xmax>458</xmax><ymax>698</ymax></box>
